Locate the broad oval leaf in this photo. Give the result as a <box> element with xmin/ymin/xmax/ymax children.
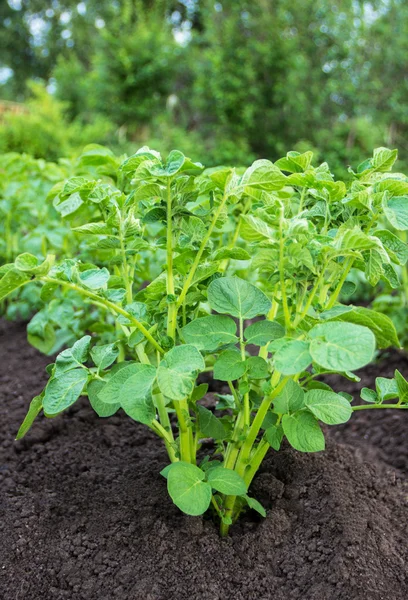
<box><xmin>157</xmin><ymin>345</ymin><xmax>204</xmax><ymax>400</ymax></box>
<box><xmin>213</xmin><ymin>350</ymin><xmax>247</xmax><ymax>381</ymax></box>
<box><xmin>87</xmin><ymin>380</ymin><xmax>120</xmax><ymax>418</ymax></box>
<box><xmin>244</xmin><ymin>320</ymin><xmax>285</xmax><ymax>346</ymax></box>
<box><xmin>326</xmin><ymin>307</ymin><xmax>399</xmax><ymax>349</ymax></box>
<box><xmin>16</xmin><ymin>394</ymin><xmax>43</xmax><ymax>440</ymax></box>
<box><xmin>196</xmin><ymin>404</ymin><xmax>227</xmax><ymax>440</ymax></box>
<box><xmin>181</xmin><ymin>315</ymin><xmax>238</xmax><ymax>352</ymax></box>
<box><xmin>43</xmin><ymin>369</ymin><xmax>88</xmax><ymax>415</ymax></box>
<box><xmin>304</xmin><ymin>389</ymin><xmax>352</xmax><ymax>424</ymax></box>
<box><xmin>309</xmin><ymin>322</ymin><xmax>375</xmax><ymax>371</ymax></box>
<box><xmin>0</xmin><ymin>269</ymin><xmax>30</xmax><ymax>301</ymax></box>
<box><xmin>383</xmin><ymin>196</ymin><xmax>408</xmax><ymax>230</ymax></box>
<box><xmin>207</xmin><ymin>276</ymin><xmax>271</xmax><ymax>320</ymax></box>
<box><xmin>274</xmin><ymin>340</ymin><xmax>312</xmax><ymax>375</ymax></box>
<box><xmin>273</xmin><ymin>379</ymin><xmax>305</xmax><ymax>414</ymax></box>
<box><xmin>167</xmin><ymin>462</ymin><xmax>212</xmax><ymax>516</ymax></box>
<box><xmin>79</xmin><ymin>268</ymin><xmax>110</xmax><ymax>290</ymax></box>
<box><xmin>282</xmin><ymin>412</ymin><xmax>325</xmax><ymax>453</ymax></box>
<box><xmin>207</xmin><ymin>467</ymin><xmax>247</xmax><ymax>495</ymax></box>
<box><xmin>98</xmin><ymin>363</ymin><xmax>156</xmax><ymax>405</ymax></box>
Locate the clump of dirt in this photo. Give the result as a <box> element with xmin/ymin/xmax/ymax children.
<box><xmin>0</xmin><ymin>321</ymin><xmax>407</xmax><ymax>600</ymax></box>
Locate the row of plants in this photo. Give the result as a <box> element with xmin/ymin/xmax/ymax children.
<box><xmin>1</xmin><ymin>144</ymin><xmax>408</xmax><ymax>536</ymax></box>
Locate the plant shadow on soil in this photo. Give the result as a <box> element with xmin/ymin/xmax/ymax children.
<box><xmin>0</xmin><ymin>320</ymin><xmax>407</xmax><ymax>600</ymax></box>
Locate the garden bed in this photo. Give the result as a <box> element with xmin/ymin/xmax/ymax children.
<box><xmin>0</xmin><ymin>320</ymin><xmax>407</xmax><ymax>600</ymax></box>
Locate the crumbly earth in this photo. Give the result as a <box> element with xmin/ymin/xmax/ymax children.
<box><xmin>0</xmin><ymin>320</ymin><xmax>407</xmax><ymax>600</ymax></box>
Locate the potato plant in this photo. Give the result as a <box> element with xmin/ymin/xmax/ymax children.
<box><xmin>2</xmin><ymin>145</ymin><xmax>408</xmax><ymax>536</ymax></box>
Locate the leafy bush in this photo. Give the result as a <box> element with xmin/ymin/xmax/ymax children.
<box><xmin>3</xmin><ymin>144</ymin><xmax>408</xmax><ymax>536</ymax></box>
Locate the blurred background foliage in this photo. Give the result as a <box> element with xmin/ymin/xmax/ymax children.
<box><xmin>1</xmin><ymin>0</ymin><xmax>407</xmax><ymax>174</ymax></box>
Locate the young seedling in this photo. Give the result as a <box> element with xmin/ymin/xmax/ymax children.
<box><xmin>4</xmin><ymin>145</ymin><xmax>408</xmax><ymax>536</ymax></box>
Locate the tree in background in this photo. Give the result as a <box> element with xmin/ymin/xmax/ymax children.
<box><xmin>0</xmin><ymin>0</ymin><xmax>407</xmax><ymax>173</ymax></box>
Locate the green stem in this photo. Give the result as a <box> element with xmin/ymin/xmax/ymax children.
<box><xmin>352</xmin><ymin>403</ymin><xmax>408</xmax><ymax>411</ymax></box>
<box><xmin>235</xmin><ymin>374</ymin><xmax>289</xmax><ymax>478</ymax></box>
<box><xmin>176</xmin><ymin>190</ymin><xmax>229</xmax><ymax>309</ymax></box>
<box><xmin>220</xmin><ymin>493</ymin><xmax>237</xmax><ymax>537</ymax></box>
<box><xmin>173</xmin><ymin>399</ymin><xmax>193</xmax><ymax>463</ymax></box>
<box><xmin>43</xmin><ymin>277</ymin><xmax>164</xmax><ymax>354</ymax></box>
<box><xmin>325</xmin><ymin>257</ymin><xmax>354</xmax><ymax>310</ymax></box>
<box><xmin>293</xmin><ymin>261</ymin><xmax>327</xmax><ymax>328</ymax></box>
<box><xmin>243</xmin><ymin>438</ymin><xmax>270</xmax><ymax>487</ymax></box>
<box><xmin>118</xmin><ymin>211</ymin><xmax>133</xmax><ymax>305</ymax></box>
<box><xmin>166</xmin><ymin>180</ymin><xmax>177</xmax><ymax>338</ymax></box>
<box><xmin>239</xmin><ymin>318</ymin><xmax>250</xmax><ymax>426</ymax></box>
<box><xmin>278</xmin><ymin>212</ymin><xmax>291</xmax><ymax>330</ymax></box>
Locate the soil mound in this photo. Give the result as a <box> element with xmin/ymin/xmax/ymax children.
<box><xmin>0</xmin><ymin>321</ymin><xmax>407</xmax><ymax>600</ymax></box>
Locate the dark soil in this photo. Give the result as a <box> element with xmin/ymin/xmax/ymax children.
<box><xmin>0</xmin><ymin>320</ymin><xmax>407</xmax><ymax>600</ymax></box>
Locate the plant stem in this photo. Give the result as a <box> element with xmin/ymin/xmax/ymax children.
<box><xmin>235</xmin><ymin>374</ymin><xmax>288</xmax><ymax>477</ymax></box>
<box><xmin>352</xmin><ymin>403</ymin><xmax>408</xmax><ymax>411</ymax></box>
<box><xmin>293</xmin><ymin>261</ymin><xmax>327</xmax><ymax>328</ymax></box>
<box><xmin>173</xmin><ymin>399</ymin><xmax>193</xmax><ymax>463</ymax></box>
<box><xmin>278</xmin><ymin>211</ymin><xmax>291</xmax><ymax>330</ymax></box>
<box><xmin>325</xmin><ymin>257</ymin><xmax>354</xmax><ymax>310</ymax></box>
<box><xmin>239</xmin><ymin>318</ymin><xmax>250</xmax><ymax>426</ymax></box>
<box><xmin>166</xmin><ymin>180</ymin><xmax>177</xmax><ymax>338</ymax></box>
<box><xmin>243</xmin><ymin>437</ymin><xmax>269</xmax><ymax>486</ymax></box>
<box><xmin>43</xmin><ymin>276</ymin><xmax>164</xmax><ymax>354</ymax></box>
<box><xmin>176</xmin><ymin>190</ymin><xmax>229</xmax><ymax>309</ymax></box>
<box><xmin>118</xmin><ymin>210</ymin><xmax>133</xmax><ymax>305</ymax></box>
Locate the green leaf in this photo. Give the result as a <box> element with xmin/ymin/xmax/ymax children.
<box><xmin>360</xmin><ymin>388</ymin><xmax>378</xmax><ymax>403</ymax></box>
<box><xmin>213</xmin><ymin>350</ymin><xmax>247</xmax><ymax>381</ymax></box>
<box><xmin>212</xmin><ymin>247</ymin><xmax>251</xmax><ymax>261</ymax></box>
<box><xmin>207</xmin><ymin>276</ymin><xmax>271</xmax><ymax>320</ymax></box>
<box><xmin>371</xmin><ymin>147</ymin><xmax>398</xmax><ymax>172</ymax></box>
<box><xmin>282</xmin><ymin>412</ymin><xmax>325</xmax><ymax>452</ymax></box>
<box><xmin>91</xmin><ymin>343</ymin><xmax>119</xmax><ymax>371</ymax></box>
<box><xmin>72</xmin><ymin>222</ymin><xmax>111</xmax><ymax>235</ymax></box>
<box><xmin>265</xmin><ymin>425</ymin><xmax>284</xmax><ymax>451</ymax></box>
<box><xmin>55</xmin><ymin>192</ymin><xmax>84</xmax><ymax>216</ymax></box>
<box><xmin>309</xmin><ymin>322</ymin><xmax>375</xmax><ymax>371</ymax></box>
<box><xmin>167</xmin><ymin>462</ymin><xmax>212</xmax><ymax>516</ymax></box>
<box><xmin>0</xmin><ymin>269</ymin><xmax>30</xmax><ymax>301</ymax></box>
<box><xmin>394</xmin><ymin>370</ymin><xmax>408</xmax><ymax>404</ymax></box>
<box><xmin>275</xmin><ymin>150</ymin><xmax>313</xmax><ymax>173</ymax></box>
<box><xmin>28</xmin><ymin>323</ymin><xmax>56</xmax><ymax>355</ymax></box>
<box><xmin>196</xmin><ymin>404</ymin><xmax>227</xmax><ymax>440</ymax></box>
<box><xmin>207</xmin><ymin>467</ymin><xmax>247</xmax><ymax>495</ymax></box>
<box><xmin>79</xmin><ymin>267</ymin><xmax>110</xmax><ymax>290</ymax></box>
<box><xmin>87</xmin><ymin>380</ymin><xmax>120</xmax><ymax>417</ymax></box>
<box><xmin>40</xmin><ymin>282</ymin><xmax>58</xmax><ymax>302</ymax></box>
<box><xmin>54</xmin><ymin>335</ymin><xmax>92</xmax><ymax>375</ymax></box>
<box><xmin>157</xmin><ymin>345</ymin><xmax>204</xmax><ymax>401</ymax></box>
<box><xmin>241</xmin><ymin>159</ymin><xmax>286</xmax><ymax>191</ymax></box>
<box><xmin>43</xmin><ymin>369</ymin><xmax>88</xmax><ymax>415</ymax></box>
<box><xmin>243</xmin><ymin>495</ymin><xmax>267</xmax><ymax>517</ymax></box>
<box><xmin>240</xmin><ymin>215</ymin><xmax>276</xmax><ymax>241</ymax></box>
<box><xmin>244</xmin><ymin>320</ymin><xmax>285</xmax><ymax>346</ymax></box>
<box><xmin>273</xmin><ymin>379</ymin><xmax>305</xmax><ymax>413</ymax></box>
<box><xmin>246</xmin><ymin>356</ymin><xmax>269</xmax><ymax>379</ymax></box>
<box><xmin>376</xmin><ymin>230</ymin><xmax>408</xmax><ymax>265</ymax></box>
<box><xmin>364</xmin><ymin>249</ymin><xmax>383</xmax><ymax>286</ymax></box>
<box><xmin>327</xmin><ymin>307</ymin><xmax>400</xmax><ymax>349</ymax></box>
<box><xmin>304</xmin><ymin>389</ymin><xmax>352</xmax><ymax>424</ymax></box>
<box><xmin>274</xmin><ymin>340</ymin><xmax>312</xmax><ymax>375</ymax></box>
<box><xmin>375</xmin><ymin>377</ymin><xmax>398</xmax><ymax>401</ymax></box>
<box><xmin>181</xmin><ymin>315</ymin><xmax>238</xmax><ymax>352</ymax></box>
<box><xmin>383</xmin><ymin>196</ymin><xmax>408</xmax><ymax>230</ymax></box>
<box><xmin>16</xmin><ymin>395</ymin><xmax>43</xmax><ymax>440</ymax></box>
<box><xmin>14</xmin><ymin>253</ymin><xmax>51</xmax><ymax>275</ymax></box>
<box><xmin>99</xmin><ymin>362</ymin><xmax>156</xmax><ymax>406</ymax></box>
<box><xmin>191</xmin><ymin>383</ymin><xmax>208</xmax><ymax>402</ymax></box>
